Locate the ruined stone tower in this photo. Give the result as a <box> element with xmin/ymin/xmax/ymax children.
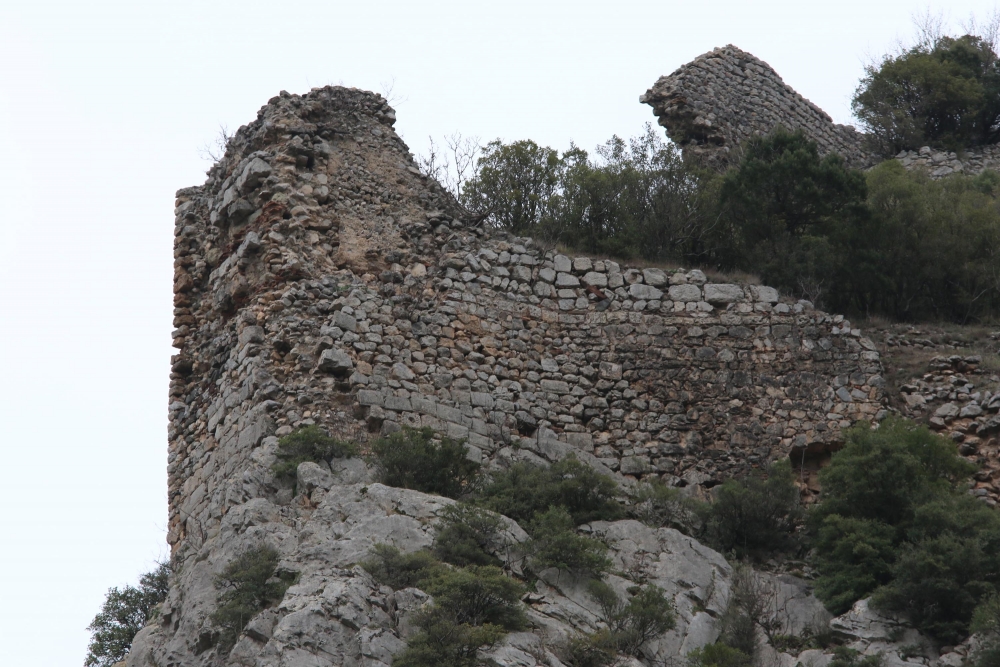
<box><xmin>641</xmin><ymin>45</ymin><xmax>874</xmax><ymax>169</ymax></box>
<box><xmin>137</xmin><ymin>85</ymin><xmax>885</xmax><ymax>666</ymax></box>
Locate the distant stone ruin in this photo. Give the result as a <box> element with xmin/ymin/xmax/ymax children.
<box><xmin>895</xmin><ymin>144</ymin><xmax>1000</xmax><ymax>178</ymax></box>
<box><xmin>641</xmin><ymin>45</ymin><xmax>874</xmax><ymax>169</ymax></box>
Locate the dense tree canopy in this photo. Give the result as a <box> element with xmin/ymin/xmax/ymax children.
<box><xmin>809</xmin><ymin>418</ymin><xmax>1000</xmax><ymax>643</ymax></box>
<box><xmin>85</xmin><ymin>563</ymin><xmax>171</xmax><ymax>667</ymax></box>
<box><xmin>853</xmin><ymin>34</ymin><xmax>1000</xmax><ymax>156</ymax></box>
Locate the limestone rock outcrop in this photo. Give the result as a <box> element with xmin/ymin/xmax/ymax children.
<box><xmin>641</xmin><ymin>45</ymin><xmax>874</xmax><ymax>169</ymax></box>
<box><xmin>143</xmin><ymin>85</ymin><xmax>895</xmax><ymax>666</ymax></box>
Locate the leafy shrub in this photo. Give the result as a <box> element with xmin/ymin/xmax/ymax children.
<box><xmin>461</xmin><ymin>139</ymin><xmax>565</xmax><ymax>235</ymax></box>
<box><xmin>561</xmin><ymin>630</ymin><xmax>618</xmax><ymax>667</ymax></box>
<box><xmin>526</xmin><ymin>507</ymin><xmax>611</xmax><ymax>578</ymax></box>
<box><xmin>461</xmin><ymin>126</ymin><xmax>720</xmax><ymax>266</ymax></box>
<box><xmin>392</xmin><ymin>565</ymin><xmax>525</xmax><ymax>667</ymax></box>
<box><xmin>717</xmin><ymin>128</ymin><xmax>868</xmax><ymax>299</ymax></box>
<box><xmin>870</xmin><ymin>500</ymin><xmax>1000</xmax><ymax>641</ymax></box>
<box><xmin>853</xmin><ymin>33</ymin><xmax>1000</xmax><ymax>156</ymax></box>
<box><xmin>84</xmin><ymin>562</ymin><xmax>171</xmax><ymax>667</ymax></box>
<box><xmin>717</xmin><ymin>586</ymin><xmax>757</xmax><ymax>658</ymax></box>
<box><xmin>434</xmin><ymin>503</ymin><xmax>507</xmax><ymax>567</ymax></box>
<box><xmin>703</xmin><ymin>460</ymin><xmax>802</xmax><ymax>558</ymax></box>
<box><xmin>475</xmin><ymin>456</ymin><xmax>623</xmax><ymax>526</ymax></box>
<box><xmin>370</xmin><ymin>427</ymin><xmax>479</xmax><ymax>498</ymax></box>
<box><xmin>827</xmin><ymin>647</ymin><xmax>885</xmax><ymax>667</ymax></box>
<box><xmin>271</xmin><ymin>425</ymin><xmax>357</xmax><ymax>482</ymax></box>
<box><xmin>716</xmin><ymin>564</ymin><xmax>790</xmax><ymax>658</ymax></box>
<box><xmin>810</xmin><ymin>514</ymin><xmax>895</xmax><ymax>614</ymax></box>
<box><xmin>686</xmin><ymin>643</ymin><xmax>753</xmax><ymax>667</ymax></box>
<box><xmin>211</xmin><ymin>546</ymin><xmax>296</xmax><ymax>652</ymax></box>
<box><xmin>811</xmin><ymin>417</ymin><xmax>1000</xmax><ymax>643</ymax></box>
<box><xmin>970</xmin><ymin>598</ymin><xmax>1000</xmax><ymax>667</ymax></box>
<box><xmin>361</xmin><ymin>544</ymin><xmax>443</xmax><ymax>590</ymax></box>
<box><xmin>392</xmin><ymin>612</ymin><xmax>506</xmax><ymax>667</ymax></box>
<box><xmin>419</xmin><ymin>565</ymin><xmax>527</xmax><ymax>630</ymax></box>
<box><xmin>629</xmin><ymin>478</ymin><xmax>701</xmax><ymax>533</ymax></box>
<box><xmin>587</xmin><ymin>580</ymin><xmax>676</xmax><ymax>656</ymax></box>
<box><xmin>813</xmin><ymin>417</ymin><xmax>975</xmax><ymax>528</ymax></box>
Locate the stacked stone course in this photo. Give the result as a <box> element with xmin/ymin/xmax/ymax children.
<box><xmin>641</xmin><ymin>45</ymin><xmax>874</xmax><ymax>169</ymax></box>
<box><xmin>894</xmin><ymin>143</ymin><xmax>1000</xmax><ymax>178</ymax></box>
<box><xmin>167</xmin><ymin>85</ymin><xmax>884</xmax><ymax>556</ymax></box>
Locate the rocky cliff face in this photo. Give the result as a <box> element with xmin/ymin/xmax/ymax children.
<box><xmin>641</xmin><ymin>45</ymin><xmax>874</xmax><ymax>170</ymax></box>
<box><xmin>130</xmin><ymin>86</ymin><xmax>927</xmax><ymax>667</ymax></box>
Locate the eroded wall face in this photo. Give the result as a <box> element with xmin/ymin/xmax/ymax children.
<box><xmin>168</xmin><ymin>86</ymin><xmax>883</xmax><ymax>555</ymax></box>
<box><xmin>642</xmin><ymin>45</ymin><xmax>873</xmax><ymax>169</ymax></box>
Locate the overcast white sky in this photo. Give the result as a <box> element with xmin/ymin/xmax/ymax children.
<box><xmin>1</xmin><ymin>1</ymin><xmax>996</xmax><ymax>664</ymax></box>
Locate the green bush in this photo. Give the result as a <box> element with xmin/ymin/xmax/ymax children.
<box><xmin>84</xmin><ymin>562</ymin><xmax>171</xmax><ymax>667</ymax></box>
<box><xmin>370</xmin><ymin>427</ymin><xmax>479</xmax><ymax>499</ymax></box>
<box><xmin>703</xmin><ymin>460</ymin><xmax>802</xmax><ymax>558</ymax></box>
<box><xmin>361</xmin><ymin>544</ymin><xmax>443</xmax><ymax>590</ymax></box>
<box><xmin>526</xmin><ymin>507</ymin><xmax>611</xmax><ymax>579</ymax></box>
<box><xmin>810</xmin><ymin>417</ymin><xmax>1000</xmax><ymax>643</ymax></box>
<box><xmin>271</xmin><ymin>425</ymin><xmax>357</xmax><ymax>482</ymax></box>
<box><xmin>686</xmin><ymin>643</ymin><xmax>753</xmax><ymax>667</ymax></box>
<box><xmin>392</xmin><ymin>565</ymin><xmax>525</xmax><ymax>667</ymax></box>
<box><xmin>461</xmin><ymin>126</ymin><xmax>720</xmax><ymax>263</ymax></box>
<box><xmin>587</xmin><ymin>580</ymin><xmax>676</xmax><ymax>656</ymax></box>
<box><xmin>561</xmin><ymin>630</ymin><xmax>618</xmax><ymax>667</ymax></box>
<box><xmin>715</xmin><ymin>564</ymin><xmax>792</xmax><ymax>658</ymax></box>
<box><xmin>827</xmin><ymin>647</ymin><xmax>885</xmax><ymax>667</ymax></box>
<box><xmin>475</xmin><ymin>456</ymin><xmax>623</xmax><ymax>526</ymax></box>
<box><xmin>461</xmin><ymin>138</ymin><xmax>565</xmax><ymax>235</ymax></box>
<box><xmin>210</xmin><ymin>546</ymin><xmax>296</xmax><ymax>652</ymax></box>
<box><xmin>420</xmin><ymin>565</ymin><xmax>527</xmax><ymax>630</ymax></box>
<box><xmin>853</xmin><ymin>33</ymin><xmax>1000</xmax><ymax>157</ymax></box>
<box><xmin>434</xmin><ymin>503</ymin><xmax>507</xmax><ymax>567</ymax></box>
<box><xmin>812</xmin><ymin>417</ymin><xmax>975</xmax><ymax>527</ymax></box>
<box><xmin>629</xmin><ymin>478</ymin><xmax>701</xmax><ymax>533</ymax></box>
<box><xmin>853</xmin><ymin>160</ymin><xmax>1000</xmax><ymax>322</ymax></box>
<box><xmin>810</xmin><ymin>515</ymin><xmax>895</xmax><ymax>614</ymax></box>
<box><xmin>971</xmin><ymin>597</ymin><xmax>1000</xmax><ymax>667</ymax></box>
<box><xmin>392</xmin><ymin>613</ymin><xmax>506</xmax><ymax>667</ymax></box>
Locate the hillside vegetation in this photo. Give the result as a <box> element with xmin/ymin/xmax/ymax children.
<box><xmin>430</xmin><ymin>27</ymin><xmax>1000</xmax><ymax>325</ymax></box>
<box><xmin>447</xmin><ymin>126</ymin><xmax>1000</xmax><ymax>324</ymax></box>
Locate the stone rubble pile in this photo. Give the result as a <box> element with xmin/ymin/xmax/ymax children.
<box><xmin>641</xmin><ymin>45</ymin><xmax>873</xmax><ymax>169</ymax></box>
<box><xmin>869</xmin><ymin>324</ymin><xmax>1000</xmax><ymax>504</ymax></box>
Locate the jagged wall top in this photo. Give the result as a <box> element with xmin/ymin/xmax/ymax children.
<box><xmin>641</xmin><ymin>45</ymin><xmax>874</xmax><ymax>169</ymax></box>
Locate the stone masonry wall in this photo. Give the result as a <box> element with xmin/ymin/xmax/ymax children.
<box><xmin>894</xmin><ymin>143</ymin><xmax>1000</xmax><ymax>178</ymax></box>
<box><xmin>641</xmin><ymin>45</ymin><xmax>873</xmax><ymax>169</ymax></box>
<box><xmin>167</xmin><ymin>86</ymin><xmax>884</xmax><ymax>556</ymax></box>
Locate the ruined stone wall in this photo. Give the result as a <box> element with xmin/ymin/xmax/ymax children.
<box><xmin>641</xmin><ymin>45</ymin><xmax>873</xmax><ymax>169</ymax></box>
<box><xmin>894</xmin><ymin>144</ymin><xmax>1000</xmax><ymax>178</ymax></box>
<box><xmin>168</xmin><ymin>86</ymin><xmax>884</xmax><ymax>555</ymax></box>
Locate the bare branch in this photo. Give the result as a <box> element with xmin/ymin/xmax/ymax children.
<box><xmin>379</xmin><ymin>76</ymin><xmax>407</xmax><ymax>107</ymax></box>
<box><xmin>198</xmin><ymin>124</ymin><xmax>233</xmax><ymax>164</ymax></box>
<box><xmin>416</xmin><ymin>132</ymin><xmax>482</xmax><ymax>201</ymax></box>
<box><xmin>911</xmin><ymin>7</ymin><xmax>948</xmax><ymax>51</ymax></box>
